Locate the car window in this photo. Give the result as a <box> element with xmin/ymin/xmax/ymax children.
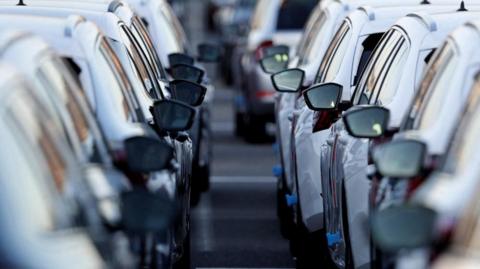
<box><xmin>297</xmin><ymin>11</ymin><xmax>327</xmax><ymax>65</ymax></box>
<box><xmin>316</xmin><ymin>21</ymin><xmax>352</xmax><ymax>83</ymax></box>
<box><xmin>159</xmin><ymin>4</ymin><xmax>187</xmax><ymax>51</ymax></box>
<box><xmin>276</xmin><ymin>0</ymin><xmax>317</xmax><ymax>30</ymax></box>
<box><xmin>374</xmin><ymin>38</ymin><xmax>409</xmax><ymax>105</ymax></box>
<box><xmin>37</xmin><ymin>58</ymin><xmax>91</xmax><ymax>144</ymax></box>
<box><xmin>354</xmin><ymin>33</ymin><xmax>384</xmax><ymax>86</ymax></box>
<box><xmin>408</xmin><ymin>41</ymin><xmax>458</xmax><ymax>131</ymax></box>
<box><xmin>442</xmin><ymin>73</ymin><xmax>480</xmax><ymax>174</ymax></box>
<box><xmin>132</xmin><ymin>16</ymin><xmax>169</xmax><ymax>81</ymax></box>
<box><xmin>97</xmin><ymin>39</ymin><xmax>136</xmax><ymax>122</ymax></box>
<box><xmin>119</xmin><ymin>24</ymin><xmax>160</xmax><ymax>99</ymax></box>
<box><xmin>251</xmin><ymin>0</ymin><xmax>270</xmax><ymax>30</ymax></box>
<box><xmin>3</xmin><ymin>85</ymin><xmax>77</xmax><ymax>230</ymax></box>
<box><xmin>352</xmin><ymin>29</ymin><xmax>407</xmax><ymax>104</ymax></box>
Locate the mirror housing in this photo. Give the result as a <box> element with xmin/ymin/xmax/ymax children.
<box><xmin>304</xmin><ymin>82</ymin><xmax>343</xmax><ymax>111</ymax></box>
<box><xmin>197</xmin><ymin>43</ymin><xmax>222</xmax><ymax>62</ymax></box>
<box><xmin>371</xmin><ymin>205</ymin><xmax>437</xmax><ymax>252</ymax></box>
<box><xmin>151</xmin><ymin>100</ymin><xmax>196</xmax><ymax>132</ymax></box>
<box><xmin>343</xmin><ymin>106</ymin><xmax>390</xmax><ymax>138</ymax></box>
<box><xmin>271</xmin><ymin>68</ymin><xmax>305</xmax><ymax>93</ymax></box>
<box><xmin>124</xmin><ymin>136</ymin><xmax>174</xmax><ymax>173</ymax></box>
<box><xmin>260</xmin><ymin>53</ymin><xmax>289</xmax><ymax>74</ymax></box>
<box><xmin>170</xmin><ymin>64</ymin><xmax>205</xmax><ymax>84</ymax></box>
<box><xmin>168</xmin><ymin>53</ymin><xmax>194</xmax><ymax>67</ymax></box>
<box><xmin>373</xmin><ymin>139</ymin><xmax>427</xmax><ymax>178</ymax></box>
<box><xmin>169</xmin><ymin>80</ymin><xmax>207</xmax><ymax>107</ymax></box>
<box><xmin>121</xmin><ymin>188</ymin><xmax>177</xmax><ymax>233</ymax></box>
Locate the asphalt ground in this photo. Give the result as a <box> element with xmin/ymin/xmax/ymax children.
<box><xmin>184</xmin><ymin>1</ymin><xmax>295</xmax><ymax>268</ymax></box>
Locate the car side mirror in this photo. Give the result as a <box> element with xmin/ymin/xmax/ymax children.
<box><xmin>121</xmin><ymin>188</ymin><xmax>178</xmax><ymax>233</ymax></box>
<box><xmin>169</xmin><ymin>80</ymin><xmax>207</xmax><ymax>106</ymax></box>
<box><xmin>342</xmin><ymin>106</ymin><xmax>390</xmax><ymax>138</ymax></box>
<box><xmin>170</xmin><ymin>64</ymin><xmax>205</xmax><ymax>84</ymax></box>
<box><xmin>262</xmin><ymin>44</ymin><xmax>289</xmax><ymax>58</ymax></box>
<box><xmin>197</xmin><ymin>43</ymin><xmax>222</xmax><ymax>62</ymax></box>
<box><xmin>304</xmin><ymin>82</ymin><xmax>343</xmax><ymax>111</ymax></box>
<box><xmin>168</xmin><ymin>53</ymin><xmax>195</xmax><ymax>67</ymax></box>
<box><xmin>151</xmin><ymin>100</ymin><xmax>196</xmax><ymax>132</ymax></box>
<box><xmin>260</xmin><ymin>53</ymin><xmax>289</xmax><ymax>74</ymax></box>
<box><xmin>124</xmin><ymin>136</ymin><xmax>174</xmax><ymax>173</ymax></box>
<box><xmin>373</xmin><ymin>139</ymin><xmax>427</xmax><ymax>178</ymax></box>
<box><xmin>371</xmin><ymin>205</ymin><xmax>437</xmax><ymax>253</ymax></box>
<box><xmin>271</xmin><ymin>68</ymin><xmax>304</xmax><ymax>93</ymax></box>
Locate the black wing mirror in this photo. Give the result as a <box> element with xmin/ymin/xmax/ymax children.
<box><xmin>371</xmin><ymin>205</ymin><xmax>437</xmax><ymax>253</ymax></box>
<box><xmin>373</xmin><ymin>139</ymin><xmax>427</xmax><ymax>178</ymax></box>
<box><xmin>121</xmin><ymin>188</ymin><xmax>178</xmax><ymax>233</ymax></box>
<box><xmin>197</xmin><ymin>43</ymin><xmax>222</xmax><ymax>62</ymax></box>
<box><xmin>342</xmin><ymin>106</ymin><xmax>390</xmax><ymax>138</ymax></box>
<box><xmin>304</xmin><ymin>82</ymin><xmax>343</xmax><ymax>111</ymax></box>
<box><xmin>260</xmin><ymin>53</ymin><xmax>289</xmax><ymax>74</ymax></box>
<box><xmin>169</xmin><ymin>80</ymin><xmax>207</xmax><ymax>106</ymax></box>
<box><xmin>170</xmin><ymin>64</ymin><xmax>205</xmax><ymax>84</ymax></box>
<box><xmin>271</xmin><ymin>68</ymin><xmax>304</xmax><ymax>93</ymax></box>
<box><xmin>168</xmin><ymin>53</ymin><xmax>194</xmax><ymax>67</ymax></box>
<box><xmin>151</xmin><ymin>100</ymin><xmax>196</xmax><ymax>132</ymax></box>
<box><xmin>124</xmin><ymin>136</ymin><xmax>174</xmax><ymax>173</ymax></box>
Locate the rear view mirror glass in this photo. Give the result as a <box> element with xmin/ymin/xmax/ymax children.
<box><xmin>151</xmin><ymin>100</ymin><xmax>196</xmax><ymax>132</ymax></box>
<box><xmin>271</xmin><ymin>68</ymin><xmax>304</xmax><ymax>93</ymax></box>
<box><xmin>262</xmin><ymin>45</ymin><xmax>289</xmax><ymax>58</ymax></box>
<box><xmin>373</xmin><ymin>139</ymin><xmax>427</xmax><ymax>178</ymax></box>
<box><xmin>168</xmin><ymin>53</ymin><xmax>194</xmax><ymax>67</ymax></box>
<box><xmin>343</xmin><ymin>106</ymin><xmax>390</xmax><ymax>138</ymax></box>
<box><xmin>169</xmin><ymin>80</ymin><xmax>207</xmax><ymax>107</ymax></box>
<box><xmin>304</xmin><ymin>83</ymin><xmax>343</xmax><ymax>111</ymax></box>
<box><xmin>260</xmin><ymin>53</ymin><xmax>289</xmax><ymax>74</ymax></box>
<box><xmin>371</xmin><ymin>205</ymin><xmax>437</xmax><ymax>252</ymax></box>
<box><xmin>124</xmin><ymin>136</ymin><xmax>174</xmax><ymax>173</ymax></box>
<box><xmin>170</xmin><ymin>64</ymin><xmax>205</xmax><ymax>84</ymax></box>
<box><xmin>197</xmin><ymin>43</ymin><xmax>222</xmax><ymax>62</ymax></box>
<box><xmin>121</xmin><ymin>188</ymin><xmax>178</xmax><ymax>233</ymax></box>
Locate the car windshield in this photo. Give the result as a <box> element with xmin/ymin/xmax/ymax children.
<box><xmin>404</xmin><ymin>41</ymin><xmax>458</xmax><ymax>131</ymax></box>
<box><xmin>316</xmin><ymin>20</ymin><xmax>352</xmax><ymax>83</ymax></box>
<box><xmin>97</xmin><ymin>38</ymin><xmax>138</xmax><ymax>122</ymax></box>
<box><xmin>297</xmin><ymin>10</ymin><xmax>327</xmax><ymax>65</ymax></box>
<box><xmin>442</xmin><ymin>73</ymin><xmax>480</xmax><ymax>174</ymax></box>
<box><xmin>276</xmin><ymin>0</ymin><xmax>317</xmax><ymax>30</ymax></box>
<box><xmin>353</xmin><ymin>28</ymin><xmax>409</xmax><ymax>105</ymax></box>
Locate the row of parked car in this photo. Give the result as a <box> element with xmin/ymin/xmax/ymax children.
<box><xmin>0</xmin><ymin>0</ymin><xmax>221</xmax><ymax>268</ymax></box>
<box><xmin>233</xmin><ymin>0</ymin><xmax>480</xmax><ymax>268</ymax></box>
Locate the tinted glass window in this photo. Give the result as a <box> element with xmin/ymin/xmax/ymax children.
<box><xmin>97</xmin><ymin>39</ymin><xmax>135</xmax><ymax>122</ymax></box>
<box><xmin>317</xmin><ymin>21</ymin><xmax>351</xmax><ymax>83</ymax></box>
<box><xmin>276</xmin><ymin>0</ymin><xmax>317</xmax><ymax>30</ymax></box>
<box><xmin>353</xmin><ymin>29</ymin><xmax>407</xmax><ymax>105</ymax></box>
<box><xmin>297</xmin><ymin>11</ymin><xmax>327</xmax><ymax>65</ymax></box>
<box><xmin>443</xmin><ymin>73</ymin><xmax>480</xmax><ymax>174</ymax></box>
<box><xmin>410</xmin><ymin>42</ymin><xmax>458</xmax><ymax>130</ymax></box>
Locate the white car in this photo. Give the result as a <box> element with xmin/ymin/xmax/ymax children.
<box><xmin>369</xmin><ymin>17</ymin><xmax>480</xmax><ymax>212</ymax></box>
<box><xmin>0</xmin><ymin>62</ymin><xmax>106</xmax><ymax>269</ymax></box>
<box><xmin>235</xmin><ymin>0</ymin><xmax>316</xmax><ymax>141</ymax></box>
<box><xmin>326</xmin><ymin>10</ymin><xmax>480</xmax><ymax>269</ymax></box>
<box><xmin>273</xmin><ymin>0</ymin><xmax>448</xmax><ymax>244</ymax></box>
<box><xmin>0</xmin><ymin>15</ymin><xmax>187</xmax><ymax>267</ymax></box>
